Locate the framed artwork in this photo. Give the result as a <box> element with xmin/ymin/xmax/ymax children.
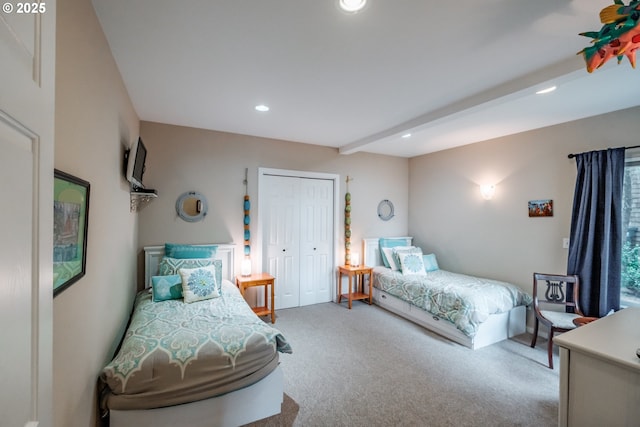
<box><xmin>53</xmin><ymin>169</ymin><xmax>90</xmax><ymax>296</ymax></box>
<box><xmin>528</xmin><ymin>199</ymin><xmax>553</xmax><ymax>217</ymax></box>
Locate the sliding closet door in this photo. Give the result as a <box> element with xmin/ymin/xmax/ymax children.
<box><xmin>262</xmin><ymin>173</ymin><xmax>334</xmax><ymax>309</ymax></box>
<box><xmin>264</xmin><ymin>175</ymin><xmax>301</xmax><ymax>309</ymax></box>
<box><xmin>299</xmin><ymin>178</ymin><xmax>333</xmax><ymax>306</ymax></box>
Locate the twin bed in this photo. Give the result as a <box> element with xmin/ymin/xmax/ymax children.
<box><xmin>99</xmin><ymin>237</ymin><xmax>531</xmax><ymax>425</ymax></box>
<box><xmin>99</xmin><ymin>244</ymin><xmax>291</xmax><ymax>427</ymax></box>
<box><xmin>363</xmin><ymin>237</ymin><xmax>532</xmax><ymax>349</ymax></box>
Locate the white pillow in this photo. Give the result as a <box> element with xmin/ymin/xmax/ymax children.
<box><xmin>392</xmin><ymin>246</ymin><xmax>420</xmax><ymax>270</ymax></box>
<box><xmin>178</xmin><ymin>265</ymin><xmax>220</xmax><ymax>303</ymax></box>
<box><xmin>381</xmin><ymin>247</ymin><xmax>407</xmax><ymax>270</ymax></box>
<box><xmin>397</xmin><ymin>250</ymin><xmax>426</xmax><ymax>276</ymax></box>
<box><xmin>383</xmin><ymin>246</ymin><xmax>415</xmax><ymax>270</ymax></box>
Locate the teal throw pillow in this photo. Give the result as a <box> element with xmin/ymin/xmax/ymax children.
<box><xmin>158</xmin><ymin>257</ymin><xmax>213</xmax><ymax>276</ymax></box>
<box><xmin>423</xmin><ymin>253</ymin><xmax>439</xmax><ymax>272</ymax></box>
<box><xmin>158</xmin><ymin>257</ymin><xmax>223</xmax><ymax>292</ymax></box>
<box><xmin>151</xmin><ymin>275</ymin><xmax>183</xmax><ymax>301</ymax></box>
<box><xmin>379</xmin><ymin>238</ymin><xmax>412</xmax><ymax>268</ymax></box>
<box><xmin>164</xmin><ymin>243</ymin><xmax>217</xmax><ymax>259</ymax></box>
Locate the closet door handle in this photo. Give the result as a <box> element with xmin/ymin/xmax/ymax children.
<box><xmin>313</xmin><ymin>247</ymin><xmax>317</xmax><ymax>250</ymax></box>
<box><xmin>282</xmin><ymin>249</ymin><xmax>286</xmax><ymax>252</ymax></box>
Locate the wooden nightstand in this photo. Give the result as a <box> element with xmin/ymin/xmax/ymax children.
<box><xmin>337</xmin><ymin>265</ymin><xmax>373</xmax><ymax>309</ymax></box>
<box><xmin>235</xmin><ymin>273</ymin><xmax>276</xmax><ymax>323</ymax></box>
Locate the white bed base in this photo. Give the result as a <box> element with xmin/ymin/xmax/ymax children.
<box><xmin>107</xmin><ymin>244</ymin><xmax>284</xmax><ymax>427</ymax></box>
<box><xmin>363</xmin><ymin>238</ymin><xmax>526</xmax><ymax>350</ymax></box>
<box><xmin>109</xmin><ymin>366</ymin><xmax>284</xmax><ymax>427</ymax></box>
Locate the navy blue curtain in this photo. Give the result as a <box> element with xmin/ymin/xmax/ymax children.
<box><xmin>567</xmin><ymin>148</ymin><xmax>625</xmax><ymax>317</ymax></box>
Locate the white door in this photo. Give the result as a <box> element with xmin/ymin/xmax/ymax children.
<box><xmin>262</xmin><ymin>174</ymin><xmax>334</xmax><ymax>309</ymax></box>
<box><xmin>264</xmin><ymin>175</ymin><xmax>301</xmax><ymax>309</ymax></box>
<box><xmin>299</xmin><ymin>178</ymin><xmax>333</xmax><ymax>306</ymax></box>
<box><xmin>1</xmin><ymin>5</ymin><xmax>55</xmax><ymax>427</ymax></box>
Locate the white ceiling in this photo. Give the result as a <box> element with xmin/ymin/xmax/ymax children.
<box><xmin>92</xmin><ymin>0</ymin><xmax>640</xmax><ymax>158</ymax></box>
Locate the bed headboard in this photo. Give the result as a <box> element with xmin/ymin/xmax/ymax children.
<box><xmin>143</xmin><ymin>243</ymin><xmax>236</xmax><ymax>288</ymax></box>
<box><xmin>363</xmin><ymin>237</ymin><xmax>413</xmax><ymax>267</ymax></box>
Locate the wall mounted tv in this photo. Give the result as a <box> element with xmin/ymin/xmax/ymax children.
<box><xmin>125</xmin><ymin>137</ymin><xmax>147</xmax><ymax>189</ymax></box>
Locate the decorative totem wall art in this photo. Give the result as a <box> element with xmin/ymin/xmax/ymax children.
<box><xmin>345</xmin><ymin>175</ymin><xmax>352</xmax><ymax>266</ymax></box>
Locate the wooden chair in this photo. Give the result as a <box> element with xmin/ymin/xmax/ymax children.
<box><xmin>530</xmin><ymin>273</ymin><xmax>583</xmax><ymax>369</ymax></box>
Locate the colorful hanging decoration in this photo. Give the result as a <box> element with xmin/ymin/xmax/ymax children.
<box><xmin>578</xmin><ymin>0</ymin><xmax>640</xmax><ymax>72</ymax></box>
<box><xmin>345</xmin><ymin>176</ymin><xmax>353</xmax><ymax>266</ymax></box>
<box><xmin>243</xmin><ymin>168</ymin><xmax>251</xmax><ymax>257</ymax></box>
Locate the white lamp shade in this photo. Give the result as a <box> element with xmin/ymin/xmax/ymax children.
<box><xmin>241</xmin><ymin>258</ymin><xmax>252</xmax><ymax>276</ymax></box>
<box><xmin>351</xmin><ymin>252</ymin><xmax>360</xmax><ymax>267</ymax></box>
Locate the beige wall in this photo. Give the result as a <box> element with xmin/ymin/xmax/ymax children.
<box><xmin>137</xmin><ymin>121</ymin><xmax>409</xmax><ymax>285</ymax></box>
<box><xmin>49</xmin><ymin>1</ymin><xmax>640</xmax><ymax>423</ymax></box>
<box><xmin>408</xmin><ymin>106</ymin><xmax>640</xmax><ymax>302</ymax></box>
<box><xmin>54</xmin><ymin>0</ymin><xmax>139</xmax><ymax>426</ymax></box>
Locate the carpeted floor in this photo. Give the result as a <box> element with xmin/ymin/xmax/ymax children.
<box><xmin>246</xmin><ymin>301</ymin><xmax>560</xmax><ymax>427</ymax></box>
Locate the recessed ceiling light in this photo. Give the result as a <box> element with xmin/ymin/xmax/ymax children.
<box><xmin>255</xmin><ymin>104</ymin><xmax>270</xmax><ymax>112</ymax></box>
<box><xmin>536</xmin><ymin>86</ymin><xmax>556</xmax><ymax>95</ymax></box>
<box><xmin>401</xmin><ymin>133</ymin><xmax>412</xmax><ymax>139</ymax></box>
<box><xmin>339</xmin><ymin>0</ymin><xmax>367</xmax><ymax>13</ymax></box>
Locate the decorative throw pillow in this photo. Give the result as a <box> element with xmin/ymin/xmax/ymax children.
<box><xmin>158</xmin><ymin>257</ymin><xmax>213</xmax><ymax>276</ymax></box>
<box><xmin>151</xmin><ymin>275</ymin><xmax>183</xmax><ymax>301</ymax></box>
<box><xmin>382</xmin><ymin>246</ymin><xmax>412</xmax><ymax>271</ymax></box>
<box><xmin>379</xmin><ymin>238</ymin><xmax>412</xmax><ymax>268</ymax></box>
<box><xmin>178</xmin><ymin>265</ymin><xmax>220</xmax><ymax>303</ymax></box>
<box><xmin>423</xmin><ymin>253</ymin><xmax>439</xmax><ymax>272</ymax></box>
<box><xmin>392</xmin><ymin>246</ymin><xmax>421</xmax><ymax>271</ymax></box>
<box><xmin>211</xmin><ymin>259</ymin><xmax>223</xmax><ymax>292</ymax></box>
<box><xmin>398</xmin><ymin>251</ymin><xmax>427</xmax><ymax>276</ymax></box>
<box><xmin>159</xmin><ymin>257</ymin><xmax>223</xmax><ymax>292</ymax></box>
<box><xmin>164</xmin><ymin>243</ymin><xmax>218</xmax><ymax>259</ymax></box>
<box><xmin>381</xmin><ymin>247</ymin><xmax>398</xmax><ymax>270</ymax></box>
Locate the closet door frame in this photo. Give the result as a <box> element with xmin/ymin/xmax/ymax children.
<box><xmin>257</xmin><ymin>168</ymin><xmax>340</xmax><ymax>303</ymax></box>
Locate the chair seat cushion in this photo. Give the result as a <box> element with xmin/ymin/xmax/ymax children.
<box><xmin>540</xmin><ymin>310</ymin><xmax>581</xmax><ymax>329</ymax></box>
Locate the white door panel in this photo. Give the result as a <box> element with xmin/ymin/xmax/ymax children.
<box><xmin>299</xmin><ymin>178</ymin><xmax>333</xmax><ymax>306</ymax></box>
<box><xmin>0</xmin><ymin>117</ymin><xmax>35</xmax><ymax>427</ymax></box>
<box><xmin>263</xmin><ymin>175</ymin><xmax>334</xmax><ymax>309</ymax></box>
<box><xmin>264</xmin><ymin>176</ymin><xmax>300</xmax><ymax>309</ymax></box>
<box><xmin>1</xmin><ymin>3</ymin><xmax>55</xmax><ymax>426</ymax></box>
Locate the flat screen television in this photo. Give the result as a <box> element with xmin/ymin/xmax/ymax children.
<box><xmin>125</xmin><ymin>137</ymin><xmax>147</xmax><ymax>189</ymax></box>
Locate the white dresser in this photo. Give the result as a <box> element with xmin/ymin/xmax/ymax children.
<box><xmin>554</xmin><ymin>307</ymin><xmax>640</xmax><ymax>427</ymax></box>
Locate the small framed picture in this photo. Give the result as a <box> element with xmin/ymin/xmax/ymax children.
<box><xmin>528</xmin><ymin>199</ymin><xmax>553</xmax><ymax>217</ymax></box>
<box><xmin>53</xmin><ymin>169</ymin><xmax>90</xmax><ymax>296</ymax></box>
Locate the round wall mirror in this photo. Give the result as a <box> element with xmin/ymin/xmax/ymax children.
<box><xmin>176</xmin><ymin>191</ymin><xmax>208</xmax><ymax>222</ymax></box>
<box><xmin>377</xmin><ymin>199</ymin><xmax>394</xmax><ymax>221</ymax></box>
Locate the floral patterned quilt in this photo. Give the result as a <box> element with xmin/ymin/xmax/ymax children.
<box><xmin>373</xmin><ymin>267</ymin><xmax>532</xmax><ymax>337</ymax></box>
<box><xmin>100</xmin><ymin>280</ymin><xmax>291</xmax><ymax>410</ymax></box>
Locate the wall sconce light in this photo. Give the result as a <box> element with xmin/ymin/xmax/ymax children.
<box><xmin>241</xmin><ymin>257</ymin><xmax>252</xmax><ymax>276</ymax></box>
<box><xmin>339</xmin><ymin>0</ymin><xmax>367</xmax><ymax>13</ymax></box>
<box><xmin>480</xmin><ymin>184</ymin><xmax>496</xmax><ymax>200</ymax></box>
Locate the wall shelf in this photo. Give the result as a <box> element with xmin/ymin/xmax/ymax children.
<box><xmin>130</xmin><ymin>190</ymin><xmax>157</xmax><ymax>212</ymax></box>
